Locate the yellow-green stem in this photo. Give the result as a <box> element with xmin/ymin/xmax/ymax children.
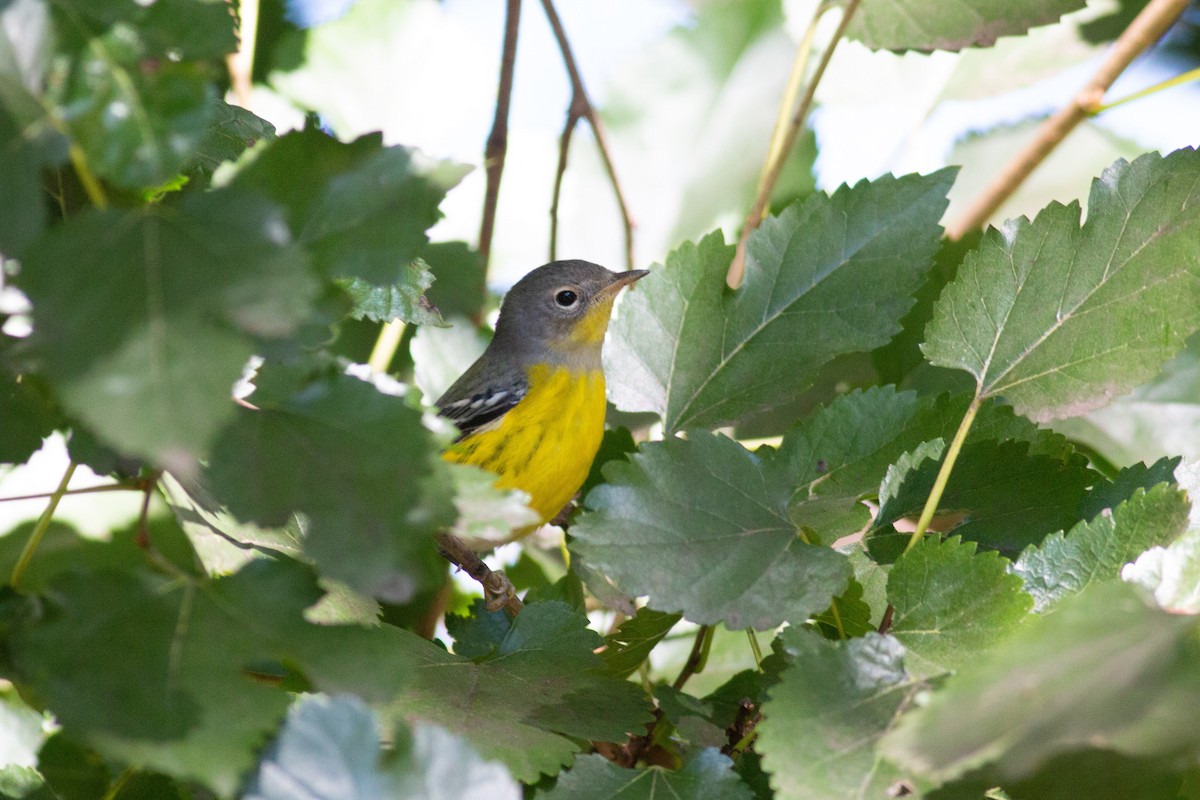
<box><xmin>11</xmin><ymin>461</ymin><xmax>77</xmax><ymax>588</ymax></box>
<box><xmin>746</xmin><ymin>628</ymin><xmax>763</xmax><ymax>668</ymax></box>
<box><xmin>0</xmin><ymin>481</ymin><xmax>140</xmax><ymax>504</ymax></box>
<box><xmin>828</xmin><ymin>595</ymin><xmax>847</xmax><ymax>640</ymax></box>
<box><xmin>367</xmin><ymin>319</ymin><xmax>406</xmax><ymax>373</ymax></box>
<box><xmin>903</xmin><ymin>397</ymin><xmax>981</xmax><ymax>554</ymax></box>
<box><xmin>1091</xmin><ymin>66</ymin><xmax>1200</xmax><ymax>113</ymax></box>
<box><xmin>101</xmin><ymin>767</ymin><xmax>134</xmax><ymax>800</ymax></box>
<box><xmin>67</xmin><ymin>142</ymin><xmax>108</xmax><ymax>210</ymax></box>
<box><xmin>754</xmin><ymin>1</ymin><xmax>829</xmax><ymax>201</ymax></box>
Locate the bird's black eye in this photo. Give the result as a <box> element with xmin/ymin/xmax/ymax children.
<box><xmin>554</xmin><ymin>289</ymin><xmax>578</xmax><ymax>307</ymax></box>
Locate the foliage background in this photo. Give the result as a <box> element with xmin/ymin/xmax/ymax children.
<box><xmin>3</xmin><ymin>0</ymin><xmax>1200</xmax><ymax>798</ymax></box>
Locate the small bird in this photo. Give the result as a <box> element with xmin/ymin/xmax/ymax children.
<box><xmin>437</xmin><ymin>260</ymin><xmax>648</xmax><ymax>535</ymax></box>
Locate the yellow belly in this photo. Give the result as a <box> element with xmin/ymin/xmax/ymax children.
<box><xmin>443</xmin><ymin>364</ymin><xmax>607</xmax><ymax>524</ymax></box>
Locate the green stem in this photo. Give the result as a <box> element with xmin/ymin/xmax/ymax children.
<box><xmin>672</xmin><ymin>625</ymin><xmax>714</xmax><ymax>690</ymax></box>
<box><xmin>903</xmin><ymin>397</ymin><xmax>981</xmax><ymax>555</ymax></box>
<box><xmin>1091</xmin><ymin>66</ymin><xmax>1200</xmax><ymax>114</ymax></box>
<box><xmin>367</xmin><ymin>319</ymin><xmax>406</xmax><ymax>374</ymax></box>
<box><xmin>745</xmin><ymin>628</ymin><xmax>763</xmax><ymax>668</ymax></box>
<box><xmin>828</xmin><ymin>595</ymin><xmax>847</xmax><ymax>640</ymax></box>
<box><xmin>11</xmin><ymin>461</ymin><xmax>78</xmax><ymax>588</ymax></box>
<box><xmin>101</xmin><ymin>767</ymin><xmax>134</xmax><ymax>800</ymax></box>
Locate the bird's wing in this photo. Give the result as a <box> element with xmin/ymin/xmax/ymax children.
<box><xmin>436</xmin><ymin>371</ymin><xmax>528</xmax><ymax>440</ymax></box>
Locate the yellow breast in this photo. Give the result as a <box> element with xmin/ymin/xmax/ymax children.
<box><xmin>443</xmin><ymin>364</ymin><xmax>607</xmax><ymax>525</ymax></box>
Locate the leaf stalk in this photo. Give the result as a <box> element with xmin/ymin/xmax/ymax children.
<box><xmin>903</xmin><ymin>397</ymin><xmax>981</xmax><ymax>555</ymax></box>
<box><xmin>10</xmin><ymin>460</ymin><xmax>78</xmax><ymax>588</ymax></box>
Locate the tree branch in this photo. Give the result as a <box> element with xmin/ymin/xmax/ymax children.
<box><xmin>225</xmin><ymin>0</ymin><xmax>259</xmax><ymax>109</ymax></box>
<box><xmin>540</xmin><ymin>0</ymin><xmax>636</xmax><ymax>269</ymax></box>
<box><xmin>728</xmin><ymin>0</ymin><xmax>859</xmax><ymax>288</ymax></box>
<box><xmin>478</xmin><ymin>0</ymin><xmax>522</xmax><ymax>287</ymax></box>
<box><xmin>435</xmin><ymin>531</ymin><xmax>523</xmax><ymax>616</ymax></box>
<box><xmin>944</xmin><ymin>0</ymin><xmax>1189</xmax><ymax>241</ymax></box>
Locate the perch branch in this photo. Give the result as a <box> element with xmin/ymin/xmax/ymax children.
<box><xmin>944</xmin><ymin>0</ymin><xmax>1190</xmax><ymax>240</ymax></box>
<box><xmin>436</xmin><ymin>531</ymin><xmax>523</xmax><ymax>616</ymax></box>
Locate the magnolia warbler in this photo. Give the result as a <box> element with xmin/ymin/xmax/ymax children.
<box><xmin>437</xmin><ymin>260</ymin><xmax>648</xmax><ymax>535</ymax></box>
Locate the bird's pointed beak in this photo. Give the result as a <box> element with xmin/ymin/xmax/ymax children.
<box><xmin>601</xmin><ymin>269</ymin><xmax>650</xmax><ymax>298</ymax></box>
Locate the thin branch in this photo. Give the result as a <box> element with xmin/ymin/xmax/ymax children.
<box><xmin>548</xmin><ymin>99</ymin><xmax>585</xmax><ymax>262</ymax></box>
<box><xmin>540</xmin><ymin>0</ymin><xmax>636</xmax><ymax>269</ymax></box>
<box><xmin>1090</xmin><ymin>64</ymin><xmax>1200</xmax><ymax>114</ymax></box>
<box><xmin>0</xmin><ymin>481</ymin><xmax>142</xmax><ymax>503</ymax></box>
<box><xmin>944</xmin><ymin>0</ymin><xmax>1190</xmax><ymax>241</ymax></box>
<box><xmin>435</xmin><ymin>531</ymin><xmax>523</xmax><ymax>616</ymax></box>
<box><xmin>729</xmin><ymin>0</ymin><xmax>859</xmax><ymax>288</ymax></box>
<box><xmin>478</xmin><ymin>0</ymin><xmax>522</xmax><ymax>289</ymax></box>
<box><xmin>672</xmin><ymin>624</ymin><xmax>713</xmax><ymax>691</ymax></box>
<box><xmin>10</xmin><ymin>461</ymin><xmax>77</xmax><ymax>588</ymax></box>
<box><xmin>133</xmin><ymin>471</ymin><xmax>161</xmax><ymax>549</ymax></box>
<box><xmin>878</xmin><ymin>603</ymin><xmax>895</xmax><ymax>635</ymax></box>
<box><xmin>225</xmin><ymin>0</ymin><xmax>259</xmax><ymax>109</ymax></box>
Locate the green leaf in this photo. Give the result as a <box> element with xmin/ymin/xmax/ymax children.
<box><xmin>230</xmin><ymin>128</ymin><xmax>469</xmax><ymax>291</ymax></box>
<box><xmin>184</xmin><ymin>98</ymin><xmax>276</xmax><ymax>178</ymax></box>
<box><xmin>35</xmin><ymin>733</ymin><xmax>111</xmax><ymax>800</ymax></box>
<box><xmin>245</xmin><ymin>695</ymin><xmax>520</xmax><ymax>800</ymax></box>
<box><xmin>847</xmin><ymin>0</ymin><xmax>1087</xmax><ymax>52</ymax></box>
<box><xmin>3</xmin><ymin>558</ymin><xmax>416</xmax><ymax>796</ymax></box>
<box><xmin>51</xmin><ymin>0</ymin><xmax>237</xmax><ymax>61</ymax></box>
<box><xmin>758</xmin><ymin>629</ymin><xmax>918</xmax><ymax>800</ymax></box>
<box><xmin>443</xmin><ymin>462</ymin><xmax>540</xmax><ymax>548</ymax></box>
<box><xmin>19</xmin><ymin>190</ymin><xmax>317</xmax><ymax>470</ymax></box>
<box><xmin>340</xmin><ymin>272</ymin><xmax>442</xmax><ymax>327</ymax></box>
<box><xmin>1014</xmin><ymin>484</ymin><xmax>1191</xmax><ymax>612</ymax></box>
<box><xmin>606</xmin><ymin>170</ymin><xmax>955</xmax><ymax>432</ymax></box>
<box><xmin>888</xmin><ymin>536</ymin><xmax>1032</xmax><ymax>679</ymax></box>
<box><xmin>537</xmin><ymin>750</ymin><xmax>754</xmax><ymax>800</ymax></box>
<box><xmin>383</xmin><ymin>601</ymin><xmax>654</xmax><ymax>782</ymax></box>
<box><xmin>1079</xmin><ymin>456</ymin><xmax>1181</xmax><ymax>521</ymax></box>
<box><xmin>0</xmin><ymin>766</ymin><xmax>53</xmax><ymax>800</ymax></box>
<box><xmin>881</xmin><ymin>581</ymin><xmax>1200</xmax><ymax>785</ymax></box>
<box><xmin>782</xmin><ymin>386</ymin><xmax>1073</xmax><ymax>543</ymax></box>
<box><xmin>0</xmin><ymin>373</ymin><xmax>58</xmax><ymax>465</ymax></box>
<box><xmin>572</xmin><ymin>432</ymin><xmax>851</xmax><ymax>630</ymax></box>
<box><xmin>601</xmin><ymin>608</ymin><xmax>682</xmax><ymax>679</ymax></box>
<box><xmin>924</xmin><ymin>148</ymin><xmax>1200</xmax><ymax>422</ymax></box>
<box><xmin>0</xmin><ymin>96</ymin><xmax>65</xmax><ymax>258</ymax></box>
<box><xmin>207</xmin><ymin>366</ymin><xmax>451</xmax><ymax>601</ymax></box>
<box><xmin>61</xmin><ymin>48</ymin><xmax>215</xmax><ymax>190</ymax></box>
<box><xmin>872</xmin><ymin>439</ymin><xmax>1097</xmax><ymax>556</ymax></box>
<box><xmin>423</xmin><ymin>241</ymin><xmax>486</xmax><ymax>321</ymax></box>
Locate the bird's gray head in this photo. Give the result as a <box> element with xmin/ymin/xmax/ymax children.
<box><xmin>491</xmin><ymin>260</ymin><xmax>648</xmax><ymax>365</ymax></box>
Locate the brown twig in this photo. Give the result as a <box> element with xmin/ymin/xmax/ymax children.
<box><xmin>944</xmin><ymin>0</ymin><xmax>1190</xmax><ymax>241</ymax></box>
<box><xmin>540</xmin><ymin>0</ymin><xmax>636</xmax><ymax>269</ymax></box>
<box><xmin>224</xmin><ymin>0</ymin><xmax>258</xmax><ymax>109</ymax></box>
<box><xmin>435</xmin><ymin>531</ymin><xmax>523</xmax><ymax>616</ymax></box>
<box><xmin>672</xmin><ymin>624</ymin><xmax>712</xmax><ymax>691</ymax></box>
<box><xmin>728</xmin><ymin>0</ymin><xmax>861</xmax><ymax>288</ymax></box>
<box><xmin>133</xmin><ymin>471</ymin><xmax>161</xmax><ymax>549</ymax></box>
<box><xmin>478</xmin><ymin>0</ymin><xmax>522</xmax><ymax>291</ymax></box>
<box><xmin>878</xmin><ymin>603</ymin><xmax>895</xmax><ymax>636</ymax></box>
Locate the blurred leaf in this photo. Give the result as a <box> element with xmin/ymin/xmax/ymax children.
<box><xmin>244</xmin><ymin>695</ymin><xmax>520</xmax><ymax>800</ymax></box>
<box><xmin>0</xmin><ymin>96</ymin><xmax>65</xmax><ymax>257</ymax></box>
<box><xmin>0</xmin><ymin>766</ymin><xmax>53</xmax><ymax>800</ymax></box>
<box><xmin>0</xmin><ymin>373</ymin><xmax>58</xmax><ymax>465</ymax></box>
<box><xmin>0</xmin><ymin>517</ymin><xmax>198</xmax><ymax>592</ymax></box>
<box><xmin>888</xmin><ymin>537</ymin><xmax>1031</xmax><ymax>679</ymax></box>
<box><xmin>383</xmin><ymin>601</ymin><xmax>653</xmax><ymax>782</ymax></box>
<box><xmin>184</xmin><ymin>98</ymin><xmax>277</xmax><ymax>178</ymax></box>
<box><xmin>847</xmin><ymin>0</ymin><xmax>1087</xmax><ymax>51</ymax></box>
<box><xmin>1015</xmin><ymin>484</ymin><xmax>1191</xmax><ymax>612</ymax></box>
<box><xmin>572</xmin><ymin>432</ymin><xmax>851</xmax><ymax>630</ymax></box>
<box><xmin>1124</xmin><ymin>525</ymin><xmax>1200</xmax><ymax>614</ymax></box>
<box><xmin>781</xmin><ymin>387</ymin><xmax>1073</xmax><ymax>543</ymax></box>
<box><xmin>606</xmin><ymin>170</ymin><xmax>955</xmax><ymax>432</ymax></box>
<box><xmin>443</xmin><ymin>462</ymin><xmax>539</xmax><ymax>548</ymax></box>
<box><xmin>3</xmin><ymin>558</ymin><xmax>414</xmax><ymax>796</ymax></box>
<box><xmin>758</xmin><ymin>629</ymin><xmax>917</xmax><ymax>800</ymax></box>
<box><xmin>410</xmin><ymin>318</ymin><xmax>489</xmax><ymax>402</ymax></box>
<box><xmin>881</xmin><ymin>582</ymin><xmax>1200</xmax><ymax>785</ymax></box>
<box><xmin>423</xmin><ymin>241</ymin><xmax>485</xmax><ymax>321</ymax></box>
<box><xmin>35</xmin><ymin>733</ymin><xmax>109</xmax><ymax>800</ymax></box>
<box><xmin>160</xmin><ymin>471</ymin><xmax>305</xmax><ymax>575</ymax></box>
<box><xmin>50</xmin><ymin>0</ymin><xmax>236</xmax><ymax>60</ymax></box>
<box><xmin>872</xmin><ymin>439</ymin><xmax>1097</xmax><ymax>556</ymax></box>
<box><xmin>536</xmin><ymin>750</ymin><xmax>753</xmax><ymax>800</ymax></box>
<box><xmin>230</xmin><ymin>128</ymin><xmax>469</xmax><ymax>292</ymax></box>
<box><xmin>60</xmin><ymin>47</ymin><xmax>215</xmax><ymax>190</ymax></box>
<box><xmin>600</xmin><ymin>608</ymin><xmax>682</xmax><ymax>679</ymax></box>
<box><xmin>924</xmin><ymin>148</ymin><xmax>1200</xmax><ymax>422</ymax></box>
<box><xmin>0</xmin><ymin>687</ymin><xmax>46</xmax><ymax>772</ymax></box>
<box><xmin>207</xmin><ymin>366</ymin><xmax>451</xmax><ymax>601</ymax></box>
<box><xmin>19</xmin><ymin>190</ymin><xmax>317</xmax><ymax>470</ymax></box>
